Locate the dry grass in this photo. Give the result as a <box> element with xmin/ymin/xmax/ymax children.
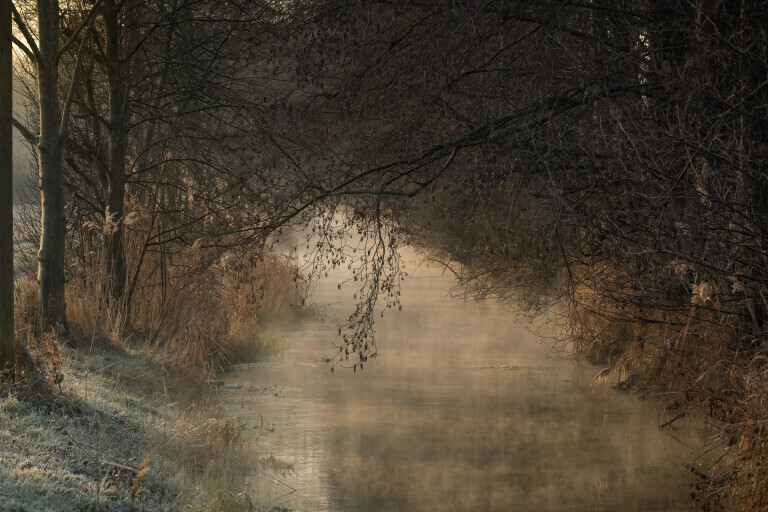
<box><xmin>63</xmin><ymin>246</ymin><xmax>306</xmax><ymax>377</ymax></box>
<box><xmin>566</xmin><ymin>274</ymin><xmax>768</xmax><ymax>511</ymax></box>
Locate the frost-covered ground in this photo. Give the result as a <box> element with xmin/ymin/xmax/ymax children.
<box><xmin>0</xmin><ymin>345</ymin><xmax>253</xmax><ymax>511</ymax></box>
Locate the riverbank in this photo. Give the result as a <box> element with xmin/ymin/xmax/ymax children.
<box><xmin>2</xmin><ymin>238</ymin><xmax>306</xmax><ymax>511</ymax></box>
<box><xmin>0</xmin><ymin>342</ymin><xmax>255</xmax><ymax>511</ymax></box>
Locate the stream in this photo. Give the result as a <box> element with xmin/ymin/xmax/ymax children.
<box><xmin>222</xmin><ymin>252</ymin><xmax>706</xmax><ymax>511</ymax></box>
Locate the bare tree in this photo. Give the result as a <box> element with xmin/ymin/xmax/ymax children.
<box><xmin>11</xmin><ymin>0</ymin><xmax>98</xmax><ymax>335</ymax></box>
<box><xmin>314</xmin><ymin>1</ymin><xmax>767</xmax><ymax>506</ymax></box>
<box><xmin>59</xmin><ymin>0</ymin><xmax>292</xmax><ymax>319</ymax></box>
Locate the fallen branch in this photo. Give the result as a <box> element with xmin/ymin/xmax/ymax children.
<box><xmin>61</xmin><ymin>426</ymin><xmax>140</xmax><ymax>473</ymax></box>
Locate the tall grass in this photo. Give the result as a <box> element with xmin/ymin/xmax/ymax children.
<box><xmin>64</xmin><ymin>238</ymin><xmax>307</xmax><ymax>375</ymax></box>
<box><xmin>565</xmin><ymin>272</ymin><xmax>768</xmax><ymax>510</ymax></box>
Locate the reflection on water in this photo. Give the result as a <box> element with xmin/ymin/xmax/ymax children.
<box><xmin>223</xmin><ymin>255</ymin><xmax>703</xmax><ymax>511</ymax></box>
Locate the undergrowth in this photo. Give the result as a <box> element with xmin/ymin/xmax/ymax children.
<box><xmin>567</xmin><ymin>282</ymin><xmax>764</xmax><ymax>511</ymax></box>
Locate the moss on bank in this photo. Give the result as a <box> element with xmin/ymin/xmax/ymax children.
<box><xmin>0</xmin><ymin>343</ymin><xmax>256</xmax><ymax>511</ymax></box>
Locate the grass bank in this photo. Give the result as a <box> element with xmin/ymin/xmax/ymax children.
<box><xmin>3</xmin><ymin>235</ymin><xmax>308</xmax><ymax>510</ymax></box>
<box><xmin>0</xmin><ymin>342</ymin><xmax>260</xmax><ymax>511</ymax></box>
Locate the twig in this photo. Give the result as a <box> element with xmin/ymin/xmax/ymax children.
<box><xmin>267</xmin><ymin>474</ymin><xmax>297</xmax><ymax>493</ymax></box>
<box><xmin>61</xmin><ymin>428</ymin><xmax>140</xmax><ymax>473</ymax></box>
<box><xmin>424</xmin><ymin>257</ymin><xmax>461</xmax><ymax>279</ymax></box>
<box><xmin>659</xmin><ymin>412</ymin><xmax>686</xmax><ymax>430</ymax></box>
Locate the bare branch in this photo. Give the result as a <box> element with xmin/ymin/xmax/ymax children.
<box><xmin>56</xmin><ymin>0</ymin><xmax>104</xmax><ymax>62</ymax></box>
<box><xmin>10</xmin><ymin>1</ymin><xmax>40</xmax><ymax>62</ymax></box>
<box><xmin>11</xmin><ymin>117</ymin><xmax>37</xmax><ymax>145</ymax></box>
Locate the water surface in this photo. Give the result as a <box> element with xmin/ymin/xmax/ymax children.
<box><xmin>223</xmin><ymin>255</ymin><xmax>704</xmax><ymax>511</ymax></box>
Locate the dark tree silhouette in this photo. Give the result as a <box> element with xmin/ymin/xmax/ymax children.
<box><xmin>0</xmin><ymin>0</ymin><xmax>14</xmax><ymax>371</ymax></box>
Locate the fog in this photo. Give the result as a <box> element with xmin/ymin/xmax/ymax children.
<box><xmin>222</xmin><ymin>247</ymin><xmax>705</xmax><ymax>511</ymax></box>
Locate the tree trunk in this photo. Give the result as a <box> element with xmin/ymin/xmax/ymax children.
<box><xmin>103</xmin><ymin>0</ymin><xmax>128</xmax><ymax>305</ymax></box>
<box><xmin>36</xmin><ymin>0</ymin><xmax>67</xmax><ymax>334</ymax></box>
<box><xmin>0</xmin><ymin>0</ymin><xmax>14</xmax><ymax>370</ymax></box>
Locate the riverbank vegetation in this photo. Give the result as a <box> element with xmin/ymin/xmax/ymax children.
<box><xmin>2</xmin><ymin>0</ymin><xmax>767</xmax><ymax>510</ymax></box>
<box><xmin>4</xmin><ymin>249</ymin><xmax>304</xmax><ymax>510</ymax></box>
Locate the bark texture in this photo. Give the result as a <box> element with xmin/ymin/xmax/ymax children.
<box><xmin>103</xmin><ymin>0</ymin><xmax>128</xmax><ymax>303</ymax></box>
<box><xmin>0</xmin><ymin>0</ymin><xmax>14</xmax><ymax>369</ymax></box>
<box><xmin>36</xmin><ymin>0</ymin><xmax>67</xmax><ymax>333</ymax></box>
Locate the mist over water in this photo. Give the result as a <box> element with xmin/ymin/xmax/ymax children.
<box><xmin>223</xmin><ymin>249</ymin><xmax>704</xmax><ymax>511</ymax></box>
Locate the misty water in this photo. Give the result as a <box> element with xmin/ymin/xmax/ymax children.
<box><xmin>222</xmin><ymin>250</ymin><xmax>705</xmax><ymax>511</ymax></box>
